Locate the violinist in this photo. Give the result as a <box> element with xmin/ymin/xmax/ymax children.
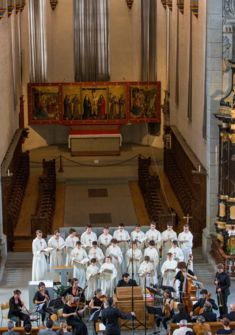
<box><xmin>191</xmin><ymin>289</ymin><xmax>218</xmax><ymax>316</ymax></box>
<box><xmin>62</xmin><ymin>295</ymin><xmax>88</xmax><ymax>335</ymax></box>
<box><xmin>8</xmin><ymin>289</ymin><xmax>30</xmax><ymax>326</ymax></box>
<box><xmin>88</xmin><ymin>289</ymin><xmax>105</xmax><ymax>335</ymax></box>
<box><xmin>156</xmin><ymin>289</ymin><xmax>174</xmax><ymax>331</ymax></box>
<box><xmin>174</xmin><ymin>261</ymin><xmax>197</xmax><ymax>301</ymax></box>
<box><xmin>33</xmin><ymin>282</ymin><xmax>50</xmax><ymax>326</ymax></box>
<box><xmin>62</xmin><ymin>278</ymin><xmax>85</xmax><ymax>303</ymax></box>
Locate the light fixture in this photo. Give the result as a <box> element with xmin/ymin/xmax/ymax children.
<box><xmin>50</xmin><ymin>0</ymin><xmax>58</xmax><ymax>10</ymax></box>
<box><xmin>177</xmin><ymin>0</ymin><xmax>184</xmax><ymax>14</ymax></box>
<box><xmin>8</xmin><ymin>0</ymin><xmax>15</xmax><ymax>17</ymax></box>
<box><xmin>0</xmin><ymin>0</ymin><xmax>7</xmax><ymax>19</ymax></box>
<box><xmin>126</xmin><ymin>0</ymin><xmax>134</xmax><ymax>10</ymax></box>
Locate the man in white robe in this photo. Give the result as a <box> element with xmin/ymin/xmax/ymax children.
<box><xmin>32</xmin><ymin>230</ymin><xmax>48</xmax><ymax>281</ymax></box>
<box><xmin>65</xmin><ymin>228</ymin><xmax>79</xmax><ymax>266</ymax></box>
<box><xmin>161</xmin><ymin>252</ymin><xmax>177</xmax><ymax>288</ymax></box>
<box><xmin>86</xmin><ymin>258</ymin><xmax>100</xmax><ymax>301</ymax></box>
<box><xmin>71</xmin><ymin>241</ymin><xmax>89</xmax><ymax>288</ymax></box>
<box><xmin>145</xmin><ymin>222</ymin><xmax>162</xmax><ymax>250</ymax></box>
<box><xmin>161</xmin><ymin>223</ymin><xmax>177</xmax><ymax>259</ymax></box>
<box><xmin>99</xmin><ymin>256</ymin><xmax>117</xmax><ymax>296</ymax></box>
<box><xmin>80</xmin><ymin>225</ymin><xmax>97</xmax><ymax>251</ymax></box>
<box><xmin>48</xmin><ymin>230</ymin><xmax>65</xmax><ymax>281</ymax></box>
<box><xmin>144</xmin><ymin>240</ymin><xmax>159</xmax><ymax>285</ymax></box>
<box><xmin>138</xmin><ymin>256</ymin><xmax>155</xmax><ymax>288</ymax></box>
<box><xmin>88</xmin><ymin>241</ymin><xmax>104</xmax><ymax>266</ymax></box>
<box><xmin>168</xmin><ymin>240</ymin><xmax>184</xmax><ymax>263</ymax></box>
<box><xmin>130</xmin><ymin>225</ymin><xmax>146</xmax><ymax>251</ymax></box>
<box><xmin>106</xmin><ymin>239</ymin><xmax>123</xmax><ymax>283</ymax></box>
<box><xmin>126</xmin><ymin>241</ymin><xmax>142</xmax><ymax>284</ymax></box>
<box><xmin>178</xmin><ymin>225</ymin><xmax>193</xmax><ymax>263</ymax></box>
<box><xmin>98</xmin><ymin>227</ymin><xmax>113</xmax><ymax>254</ymax></box>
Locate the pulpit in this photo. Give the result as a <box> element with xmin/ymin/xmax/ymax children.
<box><xmin>114</xmin><ymin>286</ymin><xmax>155</xmax><ymax>330</ymax></box>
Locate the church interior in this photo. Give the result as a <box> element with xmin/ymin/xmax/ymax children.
<box><xmin>0</xmin><ymin>0</ymin><xmax>235</xmax><ymax>334</ymax></box>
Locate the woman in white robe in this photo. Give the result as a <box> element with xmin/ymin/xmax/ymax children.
<box><xmin>99</xmin><ymin>256</ymin><xmax>117</xmax><ymax>297</ymax></box>
<box><xmin>65</xmin><ymin>229</ymin><xmax>79</xmax><ymax>266</ymax></box>
<box><xmin>86</xmin><ymin>258</ymin><xmax>100</xmax><ymax>300</ymax></box>
<box><xmin>32</xmin><ymin>230</ymin><xmax>48</xmax><ymax>281</ymax></box>
<box><xmin>71</xmin><ymin>241</ymin><xmax>89</xmax><ymax>289</ymax></box>
<box><xmin>126</xmin><ymin>242</ymin><xmax>142</xmax><ymax>284</ymax></box>
<box><xmin>138</xmin><ymin>256</ymin><xmax>155</xmax><ymax>289</ymax></box>
<box><xmin>48</xmin><ymin>230</ymin><xmax>65</xmax><ymax>280</ymax></box>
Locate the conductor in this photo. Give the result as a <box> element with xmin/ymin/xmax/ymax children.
<box><xmin>101</xmin><ymin>297</ymin><xmax>135</xmax><ymax>335</ymax></box>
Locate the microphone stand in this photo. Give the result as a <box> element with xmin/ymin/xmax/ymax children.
<box><xmin>131</xmin><ymin>241</ymin><xmax>135</xmax><ymax>335</ymax></box>
<box><xmin>144</xmin><ymin>274</ymin><xmax>147</xmax><ymax>335</ymax></box>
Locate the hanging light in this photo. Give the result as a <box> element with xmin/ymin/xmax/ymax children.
<box><xmin>126</xmin><ymin>0</ymin><xmax>134</xmax><ymax>10</ymax></box>
<box><xmin>50</xmin><ymin>0</ymin><xmax>58</xmax><ymax>10</ymax></box>
<box><xmin>8</xmin><ymin>0</ymin><xmax>15</xmax><ymax>17</ymax></box>
<box><xmin>0</xmin><ymin>0</ymin><xmax>7</xmax><ymax>19</ymax></box>
<box><xmin>177</xmin><ymin>0</ymin><xmax>184</xmax><ymax>14</ymax></box>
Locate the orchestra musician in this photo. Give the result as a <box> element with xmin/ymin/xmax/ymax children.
<box><xmin>62</xmin><ymin>278</ymin><xmax>86</xmax><ymax>303</ymax></box>
<box><xmin>99</xmin><ymin>256</ymin><xmax>117</xmax><ymax>296</ymax></box>
<box><xmin>65</xmin><ymin>228</ymin><xmax>79</xmax><ymax>266</ymax></box>
<box><xmin>125</xmin><ymin>241</ymin><xmax>142</xmax><ymax>283</ymax></box>
<box><xmin>178</xmin><ymin>224</ymin><xmax>193</xmax><ymax>263</ymax></box>
<box><xmin>86</xmin><ymin>258</ymin><xmax>100</xmax><ymax>301</ymax></box>
<box><xmin>33</xmin><ymin>282</ymin><xmax>50</xmax><ymax>326</ymax></box>
<box><xmin>89</xmin><ymin>289</ymin><xmax>105</xmax><ymax>335</ymax></box>
<box><xmin>70</xmin><ymin>241</ymin><xmax>89</xmax><ymax>289</ymax></box>
<box><xmin>174</xmin><ymin>261</ymin><xmax>197</xmax><ymax>301</ymax></box>
<box><xmin>172</xmin><ymin>303</ymin><xmax>191</xmax><ymax>323</ymax></box>
<box><xmin>116</xmin><ymin>273</ymin><xmax>138</xmax><ymax>287</ymax></box>
<box><xmin>62</xmin><ymin>295</ymin><xmax>88</xmax><ymax>335</ymax></box>
<box><xmin>156</xmin><ymin>289</ymin><xmax>174</xmax><ymax>331</ymax></box>
<box><xmin>214</xmin><ymin>263</ymin><xmax>231</xmax><ymax>317</ymax></box>
<box><xmin>8</xmin><ymin>289</ymin><xmax>30</xmax><ymax>326</ymax></box>
<box><xmin>161</xmin><ymin>223</ymin><xmax>177</xmax><ymax>259</ymax></box>
<box><xmin>190</xmin><ymin>289</ymin><xmax>218</xmax><ymax>316</ymax></box>
<box><xmin>98</xmin><ymin>227</ymin><xmax>113</xmax><ymax>254</ymax></box>
<box><xmin>32</xmin><ymin>230</ymin><xmax>48</xmax><ymax>281</ymax></box>
<box><xmin>200</xmin><ymin>302</ymin><xmax>217</xmax><ymax>322</ymax></box>
<box><xmin>161</xmin><ymin>252</ymin><xmax>177</xmax><ymax>288</ymax></box>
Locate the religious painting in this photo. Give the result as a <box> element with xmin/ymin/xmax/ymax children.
<box><xmin>81</xmin><ymin>87</ymin><xmax>108</xmax><ymax>120</ymax></box>
<box><xmin>129</xmin><ymin>83</ymin><xmax>161</xmax><ymax>122</ymax></box>
<box><xmin>62</xmin><ymin>86</ymin><xmax>82</xmax><ymax>120</ymax></box>
<box><xmin>29</xmin><ymin>85</ymin><xmax>60</xmax><ymax>123</ymax></box>
<box><xmin>108</xmin><ymin>85</ymin><xmax>127</xmax><ymax>120</ymax></box>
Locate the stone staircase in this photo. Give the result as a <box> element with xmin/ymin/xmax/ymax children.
<box><xmin>193</xmin><ymin>247</ymin><xmax>215</xmax><ymax>285</ymax></box>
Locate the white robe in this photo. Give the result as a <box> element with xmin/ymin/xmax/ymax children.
<box><xmin>99</xmin><ymin>262</ymin><xmax>117</xmax><ymax>296</ymax></box>
<box><xmin>178</xmin><ymin>231</ymin><xmax>193</xmax><ymax>262</ymax></box>
<box><xmin>138</xmin><ymin>261</ymin><xmax>155</xmax><ymax>288</ymax></box>
<box><xmin>48</xmin><ymin>236</ymin><xmax>65</xmax><ymax>275</ymax></box>
<box><xmin>65</xmin><ymin>235</ymin><xmax>79</xmax><ymax>266</ymax></box>
<box><xmin>130</xmin><ymin>230</ymin><xmax>146</xmax><ymax>250</ymax></box>
<box><xmin>80</xmin><ymin>231</ymin><xmax>97</xmax><ymax>249</ymax></box>
<box><xmin>144</xmin><ymin>247</ymin><xmax>159</xmax><ymax>285</ymax></box>
<box><xmin>126</xmin><ymin>248</ymin><xmax>142</xmax><ymax>284</ymax></box>
<box><xmin>86</xmin><ymin>264</ymin><xmax>100</xmax><ymax>300</ymax></box>
<box><xmin>71</xmin><ymin>247</ymin><xmax>89</xmax><ymax>288</ymax></box>
<box><xmin>98</xmin><ymin>233</ymin><xmax>113</xmax><ymax>253</ymax></box>
<box><xmin>161</xmin><ymin>229</ymin><xmax>178</xmax><ymax>259</ymax></box>
<box><xmin>106</xmin><ymin>245</ymin><xmax>123</xmax><ymax>282</ymax></box>
<box><xmin>32</xmin><ymin>237</ymin><xmax>48</xmax><ymax>281</ymax></box>
<box><xmin>168</xmin><ymin>247</ymin><xmax>184</xmax><ymax>262</ymax></box>
<box><xmin>88</xmin><ymin>247</ymin><xmax>105</xmax><ymax>265</ymax></box>
<box><xmin>113</xmin><ymin>229</ymin><xmax>130</xmax><ymax>273</ymax></box>
<box><xmin>161</xmin><ymin>259</ymin><xmax>177</xmax><ymax>287</ymax></box>
<box><xmin>145</xmin><ymin>229</ymin><xmax>162</xmax><ymax>250</ymax></box>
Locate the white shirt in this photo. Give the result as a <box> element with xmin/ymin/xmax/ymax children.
<box><xmin>161</xmin><ymin>259</ymin><xmax>178</xmax><ymax>275</ymax></box>
<box><xmin>131</xmin><ymin>230</ymin><xmax>146</xmax><ymax>243</ymax></box>
<box><xmin>138</xmin><ymin>261</ymin><xmax>154</xmax><ymax>277</ymax></box>
<box><xmin>144</xmin><ymin>246</ymin><xmax>159</xmax><ymax>266</ymax></box>
<box><xmin>106</xmin><ymin>245</ymin><xmax>123</xmax><ymax>264</ymax></box>
<box><xmin>173</xmin><ymin>327</ymin><xmax>193</xmax><ymax>335</ymax></box>
<box><xmin>48</xmin><ymin>236</ymin><xmax>65</xmax><ymax>250</ymax></box>
<box><xmin>88</xmin><ymin>247</ymin><xmax>104</xmax><ymax>264</ymax></box>
<box><xmin>98</xmin><ymin>233</ymin><xmax>113</xmax><ymax>247</ymax></box>
<box><xmin>80</xmin><ymin>231</ymin><xmax>97</xmax><ymax>248</ymax></box>
<box><xmin>145</xmin><ymin>228</ymin><xmax>162</xmax><ymax>244</ymax></box>
<box><xmin>161</xmin><ymin>229</ymin><xmax>177</xmax><ymax>242</ymax></box>
<box><xmin>65</xmin><ymin>235</ymin><xmax>79</xmax><ymax>249</ymax></box>
<box><xmin>168</xmin><ymin>247</ymin><xmax>184</xmax><ymax>262</ymax></box>
<box><xmin>113</xmin><ymin>229</ymin><xmax>130</xmax><ymax>242</ymax></box>
<box><xmin>178</xmin><ymin>231</ymin><xmax>193</xmax><ymax>249</ymax></box>
<box><xmin>71</xmin><ymin>247</ymin><xmax>88</xmax><ymax>265</ymax></box>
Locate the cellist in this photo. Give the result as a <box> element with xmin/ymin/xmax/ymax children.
<box><xmin>191</xmin><ymin>289</ymin><xmax>218</xmax><ymax>317</ymax></box>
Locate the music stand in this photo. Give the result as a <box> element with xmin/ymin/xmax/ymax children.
<box><xmin>161</xmin><ymin>285</ymin><xmax>176</xmax><ymax>293</ymax></box>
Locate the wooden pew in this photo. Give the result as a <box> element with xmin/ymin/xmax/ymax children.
<box><xmin>0</xmin><ymin>326</ymin><xmax>71</xmax><ymax>335</ymax></box>
<box><xmin>169</xmin><ymin>321</ymin><xmax>235</xmax><ymax>335</ymax></box>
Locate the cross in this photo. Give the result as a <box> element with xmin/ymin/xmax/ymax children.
<box><xmin>183</xmin><ymin>213</ymin><xmax>193</xmax><ymax>224</ymax></box>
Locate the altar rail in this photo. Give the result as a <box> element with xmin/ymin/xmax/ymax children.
<box><xmin>164</xmin><ymin>126</ymin><xmax>206</xmax><ymax>246</ymax></box>
<box><xmin>170</xmin><ymin>321</ymin><xmax>235</xmax><ymax>335</ymax></box>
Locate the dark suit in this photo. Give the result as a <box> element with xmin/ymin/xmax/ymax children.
<box><xmin>226</xmin><ymin>311</ymin><xmax>235</xmax><ymax>321</ymax></box>
<box><xmin>101</xmin><ymin>306</ymin><xmax>133</xmax><ymax>335</ymax></box>
<box><xmin>215</xmin><ymin>271</ymin><xmax>231</xmax><ymax>317</ymax></box>
<box><xmin>192</xmin><ymin>297</ymin><xmax>218</xmax><ymax>311</ymax></box>
<box><xmin>116</xmin><ymin>279</ymin><xmax>138</xmax><ymax>287</ymax></box>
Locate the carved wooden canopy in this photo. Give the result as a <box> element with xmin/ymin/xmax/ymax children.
<box><xmin>177</xmin><ymin>0</ymin><xmax>184</xmax><ymax>14</ymax></box>
<box><xmin>191</xmin><ymin>0</ymin><xmax>199</xmax><ymax>17</ymax></box>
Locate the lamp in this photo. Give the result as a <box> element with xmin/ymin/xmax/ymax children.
<box><xmin>126</xmin><ymin>0</ymin><xmax>134</xmax><ymax>9</ymax></box>
<box><xmin>8</xmin><ymin>0</ymin><xmax>15</xmax><ymax>17</ymax></box>
<box><xmin>177</xmin><ymin>0</ymin><xmax>184</xmax><ymax>14</ymax></box>
<box><xmin>50</xmin><ymin>0</ymin><xmax>58</xmax><ymax>10</ymax></box>
<box><xmin>0</xmin><ymin>0</ymin><xmax>7</xmax><ymax>19</ymax></box>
